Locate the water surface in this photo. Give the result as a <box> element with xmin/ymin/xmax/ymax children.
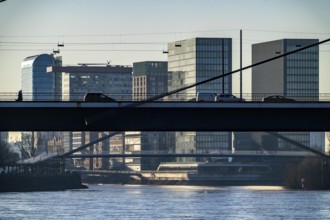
<box><xmin>1</xmin><ymin>185</ymin><xmax>330</xmax><ymax>219</ymax></box>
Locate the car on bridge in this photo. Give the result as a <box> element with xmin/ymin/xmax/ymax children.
<box><xmin>196</xmin><ymin>93</ymin><xmax>245</xmax><ymax>102</ymax></box>
<box><xmin>215</xmin><ymin>94</ymin><xmax>245</xmax><ymax>102</ymax></box>
<box><xmin>196</xmin><ymin>92</ymin><xmax>217</xmax><ymax>102</ymax></box>
<box><xmin>84</xmin><ymin>93</ymin><xmax>116</xmax><ymax>102</ymax></box>
<box><xmin>262</xmin><ymin>95</ymin><xmax>296</xmax><ymax>103</ymax></box>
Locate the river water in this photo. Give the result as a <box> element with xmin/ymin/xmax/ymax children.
<box><xmin>1</xmin><ymin>184</ymin><xmax>330</xmax><ymax>219</ymax></box>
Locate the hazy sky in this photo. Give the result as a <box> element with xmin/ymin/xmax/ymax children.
<box><xmin>1</xmin><ymin>0</ymin><xmax>330</xmax><ymax>94</ymax></box>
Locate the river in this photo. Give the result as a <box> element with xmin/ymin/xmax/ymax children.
<box><xmin>1</xmin><ymin>184</ymin><xmax>330</xmax><ymax>219</ymax></box>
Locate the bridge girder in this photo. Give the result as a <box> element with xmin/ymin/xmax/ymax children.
<box><xmin>1</xmin><ymin>102</ymin><xmax>330</xmax><ymax>132</ymax></box>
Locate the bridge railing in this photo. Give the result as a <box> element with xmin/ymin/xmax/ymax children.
<box><xmin>2</xmin><ymin>92</ymin><xmax>330</xmax><ymax>102</ymax></box>
<box><xmin>67</xmin><ymin>149</ymin><xmax>316</xmax><ymax>157</ymax></box>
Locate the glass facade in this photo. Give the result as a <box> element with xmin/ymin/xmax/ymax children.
<box><xmin>21</xmin><ymin>54</ymin><xmax>63</xmax><ymax>157</ymax></box>
<box><xmin>60</xmin><ymin>65</ymin><xmax>132</xmax><ymax>169</ymax></box>
<box><xmin>131</xmin><ymin>61</ymin><xmax>170</xmax><ymax>170</ymax></box>
<box><xmin>282</xmin><ymin>39</ymin><xmax>319</xmax><ymax>149</ymax></box>
<box><xmin>62</xmin><ymin>67</ymin><xmax>132</xmax><ymax>101</ymax></box>
<box><xmin>284</xmin><ymin>39</ymin><xmax>319</xmax><ymax>101</ymax></box>
<box><xmin>21</xmin><ymin>54</ymin><xmax>56</xmax><ymax>101</ymax></box>
<box><xmin>251</xmin><ymin>39</ymin><xmax>319</xmax><ymax>150</ymax></box>
<box><xmin>133</xmin><ymin>61</ymin><xmax>168</xmax><ymax>101</ymax></box>
<box><xmin>168</xmin><ymin>38</ymin><xmax>233</xmax><ymax>162</ymax></box>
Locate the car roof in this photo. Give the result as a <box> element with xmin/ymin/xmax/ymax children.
<box><xmin>218</xmin><ymin>94</ymin><xmax>236</xmax><ymax>97</ymax></box>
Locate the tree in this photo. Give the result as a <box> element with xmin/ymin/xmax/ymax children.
<box><xmin>284</xmin><ymin>158</ymin><xmax>330</xmax><ymax>190</ymax></box>
<box><xmin>0</xmin><ymin>140</ymin><xmax>19</xmax><ymax>166</ymax></box>
<box><xmin>21</xmin><ymin>132</ymin><xmax>36</xmax><ymax>157</ymax></box>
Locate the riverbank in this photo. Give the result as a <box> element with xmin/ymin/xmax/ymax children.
<box><xmin>0</xmin><ymin>173</ymin><xmax>87</xmax><ymax>192</ymax></box>
<box><xmin>81</xmin><ymin>161</ymin><xmax>284</xmax><ymax>187</ymax></box>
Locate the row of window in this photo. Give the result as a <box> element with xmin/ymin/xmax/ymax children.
<box><xmin>286</xmin><ymin>60</ymin><xmax>319</xmax><ymax>68</ymax></box>
<box><xmin>197</xmin><ymin>38</ymin><xmax>231</xmax><ymax>44</ymax></box>
<box><xmin>286</xmin><ymin>89</ymin><xmax>319</xmax><ymax>95</ymax></box>
<box><xmin>196</xmin><ymin>45</ymin><xmax>230</xmax><ymax>52</ymax></box>
<box><xmin>133</xmin><ymin>76</ymin><xmax>146</xmax><ymax>87</ymax></box>
<box><xmin>196</xmin><ymin>84</ymin><xmax>230</xmax><ymax>92</ymax></box>
<box><xmin>287</xmin><ymin>52</ymin><xmax>318</xmax><ymax>60</ymax></box>
<box><xmin>286</xmin><ymin>75</ymin><xmax>318</xmax><ymax>82</ymax></box>
<box><xmin>196</xmin><ymin>51</ymin><xmax>230</xmax><ymax>59</ymax></box>
<box><xmin>286</xmin><ymin>68</ymin><xmax>318</xmax><ymax>75</ymax></box>
<box><xmin>286</xmin><ymin>45</ymin><xmax>318</xmax><ymax>53</ymax></box>
<box><xmin>196</xmin><ymin>64</ymin><xmax>230</xmax><ymax>71</ymax></box>
<box><xmin>196</xmin><ymin>58</ymin><xmax>230</xmax><ymax>65</ymax></box>
<box><xmin>197</xmin><ymin>66</ymin><xmax>231</xmax><ymax>75</ymax></box>
<box><xmin>197</xmin><ymin>76</ymin><xmax>230</xmax><ymax>83</ymax></box>
<box><xmin>286</xmin><ymin>83</ymin><xmax>318</xmax><ymax>90</ymax></box>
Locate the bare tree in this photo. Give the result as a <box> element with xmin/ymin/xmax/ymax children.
<box><xmin>21</xmin><ymin>132</ymin><xmax>36</xmax><ymax>157</ymax></box>
<box><xmin>0</xmin><ymin>140</ymin><xmax>19</xmax><ymax>166</ymax></box>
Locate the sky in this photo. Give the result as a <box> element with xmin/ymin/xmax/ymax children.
<box><xmin>0</xmin><ymin>0</ymin><xmax>330</xmax><ymax>94</ymax></box>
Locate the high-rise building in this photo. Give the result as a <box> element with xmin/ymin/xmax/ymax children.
<box><xmin>53</xmin><ymin>65</ymin><xmax>132</xmax><ymax>102</ymax></box>
<box><xmin>21</xmin><ymin>54</ymin><xmax>62</xmax><ymax>156</ymax></box>
<box><xmin>22</xmin><ymin>54</ymin><xmax>62</xmax><ymax>101</ymax></box>
<box><xmin>168</xmin><ymin>38</ymin><xmax>233</xmax><ymax>162</ymax></box>
<box><xmin>126</xmin><ymin>61</ymin><xmax>169</xmax><ymax>171</ymax></box>
<box><xmin>49</xmin><ymin>64</ymin><xmax>132</xmax><ymax>169</ymax></box>
<box><xmin>251</xmin><ymin>39</ymin><xmax>319</xmax><ymax>150</ymax></box>
<box><xmin>132</xmin><ymin>61</ymin><xmax>168</xmax><ymax>101</ymax></box>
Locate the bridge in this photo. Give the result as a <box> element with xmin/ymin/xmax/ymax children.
<box><xmin>2</xmin><ymin>37</ymin><xmax>330</xmax><ymax>166</ymax></box>
<box><xmin>2</xmin><ymin>38</ymin><xmax>329</xmax><ymax>132</ymax></box>
<box><xmin>1</xmin><ymin>101</ymin><xmax>330</xmax><ymax>131</ymax></box>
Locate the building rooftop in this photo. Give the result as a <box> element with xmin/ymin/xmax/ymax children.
<box><xmin>47</xmin><ymin>65</ymin><xmax>132</xmax><ymax>73</ymax></box>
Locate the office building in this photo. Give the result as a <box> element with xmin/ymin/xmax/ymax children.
<box><xmin>49</xmin><ymin>64</ymin><xmax>132</xmax><ymax>169</ymax></box>
<box><xmin>132</xmin><ymin>61</ymin><xmax>168</xmax><ymax>101</ymax></box>
<box><xmin>22</xmin><ymin>54</ymin><xmax>62</xmax><ymax>101</ymax></box>
<box><xmin>126</xmin><ymin>61</ymin><xmax>169</xmax><ymax>171</ymax></box>
<box><xmin>50</xmin><ymin>64</ymin><xmax>133</xmax><ymax>102</ymax></box>
<box><xmin>21</xmin><ymin>54</ymin><xmax>63</xmax><ymax>156</ymax></box>
<box><xmin>251</xmin><ymin>39</ymin><xmax>319</xmax><ymax>150</ymax></box>
<box><xmin>168</xmin><ymin>37</ymin><xmax>233</xmax><ymax>162</ymax></box>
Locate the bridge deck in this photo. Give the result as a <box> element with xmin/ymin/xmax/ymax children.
<box><xmin>1</xmin><ymin>101</ymin><xmax>330</xmax><ymax>131</ymax></box>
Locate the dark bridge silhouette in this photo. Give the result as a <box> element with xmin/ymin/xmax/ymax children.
<box><xmin>1</xmin><ymin>101</ymin><xmax>330</xmax><ymax>131</ymax></box>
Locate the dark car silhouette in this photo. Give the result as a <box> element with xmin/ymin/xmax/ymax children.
<box><xmin>262</xmin><ymin>95</ymin><xmax>296</xmax><ymax>103</ymax></box>
<box><xmin>84</xmin><ymin>93</ymin><xmax>116</xmax><ymax>102</ymax></box>
<box><xmin>215</xmin><ymin>94</ymin><xmax>245</xmax><ymax>102</ymax></box>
